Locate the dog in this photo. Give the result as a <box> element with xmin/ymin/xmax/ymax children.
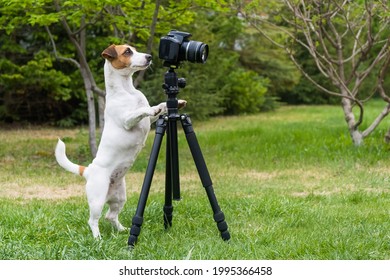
<box><xmin>55</xmin><ymin>44</ymin><xmax>186</xmax><ymax>238</ymax></box>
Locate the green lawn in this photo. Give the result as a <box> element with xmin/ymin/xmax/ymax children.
<box><xmin>0</xmin><ymin>104</ymin><xmax>389</xmax><ymax>259</ymax></box>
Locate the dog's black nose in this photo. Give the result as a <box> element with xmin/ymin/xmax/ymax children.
<box><xmin>146</xmin><ymin>54</ymin><xmax>152</xmax><ymax>62</ymax></box>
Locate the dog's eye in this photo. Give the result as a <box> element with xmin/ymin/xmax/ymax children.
<box><xmin>124</xmin><ymin>48</ymin><xmax>133</xmax><ymax>56</ymax></box>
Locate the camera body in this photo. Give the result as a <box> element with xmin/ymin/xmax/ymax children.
<box><xmin>159</xmin><ymin>30</ymin><xmax>208</xmax><ymax>67</ymax></box>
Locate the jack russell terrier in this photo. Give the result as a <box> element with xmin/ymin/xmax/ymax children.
<box><xmin>55</xmin><ymin>44</ymin><xmax>186</xmax><ymax>238</ymax></box>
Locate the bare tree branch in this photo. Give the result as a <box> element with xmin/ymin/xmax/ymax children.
<box><xmin>241</xmin><ymin>0</ymin><xmax>390</xmax><ymax>145</ymax></box>
<box><xmin>45</xmin><ymin>25</ymin><xmax>80</xmax><ymax>68</ymax></box>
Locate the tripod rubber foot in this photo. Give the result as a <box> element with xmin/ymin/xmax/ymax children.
<box><xmin>128</xmin><ymin>215</ymin><xmax>143</xmax><ymax>247</ymax></box>
<box><xmin>221</xmin><ymin>230</ymin><xmax>231</xmax><ymax>241</ymax></box>
<box><xmin>214</xmin><ymin>211</ymin><xmax>230</xmax><ymax>241</ymax></box>
<box><xmin>128</xmin><ymin>235</ymin><xmax>138</xmax><ymax>248</ymax></box>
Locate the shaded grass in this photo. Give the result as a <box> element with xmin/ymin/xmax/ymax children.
<box><xmin>0</xmin><ymin>103</ymin><xmax>389</xmax><ymax>259</ymax></box>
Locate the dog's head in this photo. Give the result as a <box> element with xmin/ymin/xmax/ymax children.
<box><xmin>101</xmin><ymin>44</ymin><xmax>152</xmax><ymax>73</ymax></box>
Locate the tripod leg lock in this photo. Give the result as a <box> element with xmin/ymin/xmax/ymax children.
<box><xmin>130</xmin><ymin>216</ymin><xmax>143</xmax><ymax>235</ymax></box>
<box><xmin>156</xmin><ymin>116</ymin><xmax>167</xmax><ymax>135</ymax></box>
<box><xmin>180</xmin><ymin>114</ymin><xmax>194</xmax><ymax>133</ymax></box>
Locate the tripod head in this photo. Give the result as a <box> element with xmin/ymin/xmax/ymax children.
<box><xmin>162</xmin><ymin>68</ymin><xmax>186</xmax><ymax>112</ymax></box>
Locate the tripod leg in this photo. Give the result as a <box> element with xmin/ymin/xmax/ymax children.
<box><xmin>180</xmin><ymin>115</ymin><xmax>230</xmax><ymax>241</ymax></box>
<box><xmin>128</xmin><ymin>117</ymin><xmax>167</xmax><ymax>247</ymax></box>
<box><xmin>164</xmin><ymin>124</ymin><xmax>173</xmax><ymax>228</ymax></box>
<box><xmin>164</xmin><ymin>118</ymin><xmax>181</xmax><ymax>228</ymax></box>
<box><xmin>167</xmin><ymin>119</ymin><xmax>181</xmax><ymax>200</ymax></box>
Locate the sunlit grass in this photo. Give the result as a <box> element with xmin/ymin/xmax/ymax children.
<box><xmin>0</xmin><ymin>103</ymin><xmax>389</xmax><ymax>259</ymax></box>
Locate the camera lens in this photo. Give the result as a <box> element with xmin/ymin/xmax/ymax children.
<box><xmin>181</xmin><ymin>41</ymin><xmax>209</xmax><ymax>63</ymax></box>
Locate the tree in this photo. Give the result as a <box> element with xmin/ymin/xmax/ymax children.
<box><xmin>241</xmin><ymin>0</ymin><xmax>390</xmax><ymax>146</ymax></box>
<box><xmin>0</xmin><ymin>0</ymin><xmax>199</xmax><ymax>156</ymax></box>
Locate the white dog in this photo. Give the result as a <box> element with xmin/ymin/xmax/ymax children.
<box><xmin>55</xmin><ymin>44</ymin><xmax>186</xmax><ymax>238</ymax></box>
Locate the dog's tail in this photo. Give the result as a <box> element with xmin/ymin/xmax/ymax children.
<box><xmin>55</xmin><ymin>139</ymin><xmax>87</xmax><ymax>177</ymax></box>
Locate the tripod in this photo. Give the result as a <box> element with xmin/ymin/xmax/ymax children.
<box><xmin>127</xmin><ymin>67</ymin><xmax>230</xmax><ymax>247</ymax></box>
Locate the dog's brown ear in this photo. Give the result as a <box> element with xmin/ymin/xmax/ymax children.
<box><xmin>101</xmin><ymin>45</ymin><xmax>117</xmax><ymax>61</ymax></box>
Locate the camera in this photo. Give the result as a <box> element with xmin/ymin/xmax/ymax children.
<box><xmin>159</xmin><ymin>30</ymin><xmax>209</xmax><ymax>67</ymax></box>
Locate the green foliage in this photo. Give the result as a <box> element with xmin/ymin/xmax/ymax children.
<box><xmin>1</xmin><ymin>0</ymin><xmax>300</xmax><ymax>124</ymax></box>
<box><xmin>0</xmin><ymin>49</ymin><xmax>74</xmax><ymax>122</ymax></box>
<box><xmin>220</xmin><ymin>2</ymin><xmax>300</xmax><ymax>108</ymax></box>
<box><xmin>221</xmin><ymin>68</ymin><xmax>268</xmax><ymax>115</ymax></box>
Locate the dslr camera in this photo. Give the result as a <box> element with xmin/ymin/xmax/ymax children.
<box><xmin>159</xmin><ymin>30</ymin><xmax>208</xmax><ymax>67</ymax></box>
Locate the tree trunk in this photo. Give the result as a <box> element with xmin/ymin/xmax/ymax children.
<box><xmin>341</xmin><ymin>97</ymin><xmax>363</xmax><ymax>146</ymax></box>
<box><xmin>86</xmin><ymin>88</ymin><xmax>97</xmax><ymax>157</ymax></box>
<box><xmin>351</xmin><ymin>130</ymin><xmax>363</xmax><ymax>146</ymax></box>
<box><xmin>80</xmin><ymin>66</ymin><xmax>97</xmax><ymax>157</ymax></box>
<box><xmin>98</xmin><ymin>95</ymin><xmax>105</xmax><ymax>133</ymax></box>
<box><xmin>385</xmin><ymin>130</ymin><xmax>390</xmax><ymax>143</ymax></box>
<box><xmin>52</xmin><ymin>1</ymin><xmax>106</xmax><ymax>157</ymax></box>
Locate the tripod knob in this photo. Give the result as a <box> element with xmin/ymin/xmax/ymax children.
<box><xmin>178</xmin><ymin>78</ymin><xmax>186</xmax><ymax>88</ymax></box>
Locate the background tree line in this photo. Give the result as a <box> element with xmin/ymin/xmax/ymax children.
<box><xmin>0</xmin><ymin>0</ymin><xmax>304</xmax><ymax>126</ymax></box>
<box><xmin>1</xmin><ymin>0</ymin><xmax>389</xmax><ymax>153</ymax></box>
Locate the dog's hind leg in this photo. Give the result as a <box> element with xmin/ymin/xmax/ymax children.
<box><xmin>86</xmin><ymin>171</ymin><xmax>111</xmax><ymax>238</ymax></box>
<box><xmin>105</xmin><ymin>177</ymin><xmax>127</xmax><ymax>232</ymax></box>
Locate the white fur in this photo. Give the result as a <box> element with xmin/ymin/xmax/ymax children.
<box><xmin>55</xmin><ymin>45</ymin><xmax>186</xmax><ymax>238</ymax></box>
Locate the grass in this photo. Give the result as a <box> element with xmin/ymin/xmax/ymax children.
<box><xmin>0</xmin><ymin>103</ymin><xmax>389</xmax><ymax>260</ymax></box>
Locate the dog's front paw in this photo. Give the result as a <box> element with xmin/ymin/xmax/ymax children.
<box><xmin>147</xmin><ymin>106</ymin><xmax>161</xmax><ymax>117</ymax></box>
<box><xmin>153</xmin><ymin>106</ymin><xmax>162</xmax><ymax>116</ymax></box>
<box><xmin>178</xmin><ymin>99</ymin><xmax>187</xmax><ymax>109</ymax></box>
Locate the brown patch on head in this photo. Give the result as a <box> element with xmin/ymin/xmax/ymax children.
<box><xmin>101</xmin><ymin>44</ymin><xmax>117</xmax><ymax>60</ymax></box>
<box><xmin>101</xmin><ymin>44</ymin><xmax>133</xmax><ymax>69</ymax></box>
